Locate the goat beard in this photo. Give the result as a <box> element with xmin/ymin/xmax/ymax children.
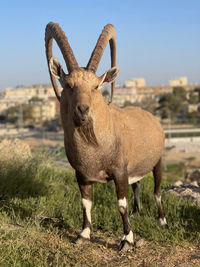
<box><xmin>77</xmin><ymin>117</ymin><xmax>98</xmax><ymax>147</ymax></box>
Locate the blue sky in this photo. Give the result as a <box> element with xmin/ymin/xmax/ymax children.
<box><xmin>0</xmin><ymin>0</ymin><xmax>200</xmax><ymax>90</ymax></box>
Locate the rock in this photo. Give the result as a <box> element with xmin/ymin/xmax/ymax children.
<box><xmin>0</xmin><ymin>139</ymin><xmax>32</xmax><ymax>162</ymax></box>
<box><xmin>168</xmin><ymin>183</ymin><xmax>200</xmax><ymax>208</ymax></box>
<box><xmin>180</xmin><ymin>188</ymin><xmax>193</xmax><ymax>196</ymax></box>
<box><xmin>191</xmin><ymin>181</ymin><xmax>199</xmax><ymax>187</ymax></box>
<box><xmin>174</xmin><ymin>180</ymin><xmax>183</xmax><ymax>187</ymax></box>
<box><xmin>168</xmin><ymin>189</ymin><xmax>179</xmax><ymax>196</ymax></box>
<box><xmin>135</xmin><ymin>239</ymin><xmax>145</xmax><ymax>248</ymax></box>
<box><xmin>185</xmin><ymin>169</ymin><xmax>200</xmax><ymax>186</ymax></box>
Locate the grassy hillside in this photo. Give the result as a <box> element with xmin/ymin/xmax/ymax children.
<box><xmin>0</xmin><ymin>156</ymin><xmax>199</xmax><ymax>266</ymax></box>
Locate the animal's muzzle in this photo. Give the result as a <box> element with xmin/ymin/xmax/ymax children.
<box><xmin>74</xmin><ymin>104</ymin><xmax>90</xmax><ymax>126</ymax></box>
<box><xmin>77</xmin><ymin>104</ymin><xmax>89</xmax><ymax>116</ymax></box>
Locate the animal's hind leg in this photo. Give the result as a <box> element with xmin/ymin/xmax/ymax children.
<box><xmin>153</xmin><ymin>158</ymin><xmax>167</xmax><ymax>226</ymax></box>
<box><xmin>130</xmin><ymin>181</ymin><xmax>140</xmax><ymax>217</ymax></box>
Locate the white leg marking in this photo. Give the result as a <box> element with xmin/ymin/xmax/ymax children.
<box><xmin>159</xmin><ymin>217</ymin><xmax>167</xmax><ymax>226</ymax></box>
<box><xmin>155</xmin><ymin>195</ymin><xmax>161</xmax><ymax>207</ymax></box>
<box><xmin>122</xmin><ymin>230</ymin><xmax>134</xmax><ymax>244</ymax></box>
<box><xmin>118</xmin><ymin>197</ymin><xmax>127</xmax><ymax>214</ymax></box>
<box><xmin>80</xmin><ymin>227</ymin><xmax>90</xmax><ymax>239</ymax></box>
<box><xmin>82</xmin><ymin>198</ymin><xmax>92</xmax><ymax>224</ymax></box>
<box><xmin>118</xmin><ymin>197</ymin><xmax>127</xmax><ymax>209</ymax></box>
<box><xmin>128</xmin><ymin>176</ymin><xmax>143</xmax><ymax>185</ymax></box>
<box><xmin>155</xmin><ymin>195</ymin><xmax>167</xmax><ymax>225</ymax></box>
<box><xmin>155</xmin><ymin>195</ymin><xmax>161</xmax><ymax>202</ymax></box>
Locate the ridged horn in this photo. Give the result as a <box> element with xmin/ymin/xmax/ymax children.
<box><xmin>86</xmin><ymin>24</ymin><xmax>117</xmax><ymax>103</ymax></box>
<box><xmin>45</xmin><ymin>22</ymin><xmax>79</xmax><ymax>101</ymax></box>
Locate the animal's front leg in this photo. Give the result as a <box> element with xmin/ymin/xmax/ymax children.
<box><xmin>114</xmin><ymin>169</ymin><xmax>134</xmax><ymax>251</ymax></box>
<box><xmin>75</xmin><ymin>172</ymin><xmax>92</xmax><ymax>244</ymax></box>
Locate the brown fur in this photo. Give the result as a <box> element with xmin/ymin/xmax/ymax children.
<box><xmin>60</xmin><ymin>82</ymin><xmax>164</xmax><ymax>183</ymax></box>
<box><xmin>45</xmin><ymin>23</ymin><xmax>166</xmax><ymax>250</ymax></box>
<box><xmin>77</xmin><ymin>117</ymin><xmax>98</xmax><ymax>147</ymax></box>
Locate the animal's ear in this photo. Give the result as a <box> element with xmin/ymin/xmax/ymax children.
<box><xmin>49</xmin><ymin>57</ymin><xmax>65</xmax><ymax>80</ymax></box>
<box><xmin>99</xmin><ymin>66</ymin><xmax>119</xmax><ymax>88</ymax></box>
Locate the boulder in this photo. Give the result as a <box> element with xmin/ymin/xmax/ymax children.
<box><xmin>0</xmin><ymin>139</ymin><xmax>32</xmax><ymax>162</ymax></box>
<box><xmin>185</xmin><ymin>169</ymin><xmax>200</xmax><ymax>186</ymax></box>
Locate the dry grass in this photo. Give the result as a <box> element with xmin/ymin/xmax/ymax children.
<box><xmin>0</xmin><ymin>226</ymin><xmax>199</xmax><ymax>267</ymax></box>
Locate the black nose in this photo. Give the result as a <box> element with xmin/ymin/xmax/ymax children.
<box><xmin>77</xmin><ymin>104</ymin><xmax>89</xmax><ymax>116</ymax></box>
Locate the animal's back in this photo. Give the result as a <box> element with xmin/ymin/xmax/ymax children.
<box><xmin>110</xmin><ymin>105</ymin><xmax>165</xmax><ymax>178</ymax></box>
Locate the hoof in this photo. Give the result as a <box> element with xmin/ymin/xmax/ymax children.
<box><xmin>130</xmin><ymin>210</ymin><xmax>139</xmax><ymax>218</ymax></box>
<box><xmin>119</xmin><ymin>240</ymin><xmax>133</xmax><ymax>252</ymax></box>
<box><xmin>159</xmin><ymin>217</ymin><xmax>167</xmax><ymax>227</ymax></box>
<box><xmin>75</xmin><ymin>235</ymin><xmax>90</xmax><ymax>245</ymax></box>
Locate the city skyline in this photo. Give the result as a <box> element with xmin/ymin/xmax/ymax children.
<box><xmin>1</xmin><ymin>0</ymin><xmax>200</xmax><ymax>90</ymax></box>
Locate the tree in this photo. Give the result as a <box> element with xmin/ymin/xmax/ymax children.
<box><xmin>173</xmin><ymin>87</ymin><xmax>186</xmax><ymax>99</ymax></box>
<box><xmin>22</xmin><ymin>104</ymin><xmax>34</xmax><ymax>122</ymax></box>
<box><xmin>140</xmin><ymin>97</ymin><xmax>157</xmax><ymax>114</ymax></box>
<box><xmin>188</xmin><ymin>92</ymin><xmax>199</xmax><ymax>104</ymax></box>
<box><xmin>185</xmin><ymin>112</ymin><xmax>199</xmax><ymax>125</ymax></box>
<box><xmin>102</xmin><ymin>89</ymin><xmax>110</xmax><ymax>98</ymax></box>
<box><xmin>5</xmin><ymin>104</ymin><xmax>33</xmax><ymax>124</ymax></box>
<box><xmin>29</xmin><ymin>97</ymin><xmax>43</xmax><ymax>103</ymax></box>
<box><xmin>157</xmin><ymin>87</ymin><xmax>187</xmax><ymax>119</ymax></box>
<box><xmin>123</xmin><ymin>100</ymin><xmax>134</xmax><ymax>107</ymax></box>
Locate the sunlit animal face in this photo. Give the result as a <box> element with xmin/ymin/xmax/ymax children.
<box><xmin>49</xmin><ymin>57</ymin><xmax>119</xmax><ymax>127</ymax></box>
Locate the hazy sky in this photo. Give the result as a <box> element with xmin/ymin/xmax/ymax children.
<box><xmin>1</xmin><ymin>0</ymin><xmax>200</xmax><ymax>90</ymax></box>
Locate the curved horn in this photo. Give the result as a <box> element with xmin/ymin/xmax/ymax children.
<box><xmin>45</xmin><ymin>22</ymin><xmax>79</xmax><ymax>101</ymax></box>
<box><xmin>86</xmin><ymin>24</ymin><xmax>117</xmax><ymax>103</ymax></box>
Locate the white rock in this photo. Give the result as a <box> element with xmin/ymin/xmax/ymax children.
<box><xmin>135</xmin><ymin>239</ymin><xmax>145</xmax><ymax>248</ymax></box>
<box><xmin>191</xmin><ymin>181</ymin><xmax>199</xmax><ymax>187</ymax></box>
<box><xmin>174</xmin><ymin>180</ymin><xmax>183</xmax><ymax>187</ymax></box>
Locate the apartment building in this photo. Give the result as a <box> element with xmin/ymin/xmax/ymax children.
<box><xmin>113</xmin><ymin>87</ymin><xmax>137</xmax><ymax>106</ymax></box>
<box><xmin>31</xmin><ymin>100</ymin><xmax>57</xmax><ymax>122</ymax></box>
<box><xmin>169</xmin><ymin>77</ymin><xmax>188</xmax><ymax>87</ymax></box>
<box><xmin>124</xmin><ymin>78</ymin><xmax>146</xmax><ymax>88</ymax></box>
<box><xmin>0</xmin><ymin>85</ymin><xmax>61</xmax><ymax>121</ymax></box>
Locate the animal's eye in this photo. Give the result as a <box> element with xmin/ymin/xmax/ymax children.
<box><xmin>93</xmin><ymin>85</ymin><xmax>99</xmax><ymax>91</ymax></box>
<box><xmin>67</xmin><ymin>86</ymin><xmax>73</xmax><ymax>95</ymax></box>
<box><xmin>68</xmin><ymin>84</ymin><xmax>73</xmax><ymax>90</ymax></box>
<box><xmin>65</xmin><ymin>78</ymin><xmax>74</xmax><ymax>90</ymax></box>
<box><xmin>66</xmin><ymin>82</ymin><xmax>73</xmax><ymax>89</ymax></box>
<box><xmin>65</xmin><ymin>82</ymin><xmax>74</xmax><ymax>94</ymax></box>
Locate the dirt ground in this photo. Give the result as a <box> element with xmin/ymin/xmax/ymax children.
<box><xmin>22</xmin><ymin>137</ymin><xmax>64</xmax><ymax>148</ymax></box>
<box><xmin>64</xmin><ymin>231</ymin><xmax>200</xmax><ymax>267</ymax></box>
<box><xmin>165</xmin><ymin>149</ymin><xmax>200</xmax><ymax>166</ymax></box>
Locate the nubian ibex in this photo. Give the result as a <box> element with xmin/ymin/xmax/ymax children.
<box><xmin>45</xmin><ymin>22</ymin><xmax>166</xmax><ymax>251</ymax></box>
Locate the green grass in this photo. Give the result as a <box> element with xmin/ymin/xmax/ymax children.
<box><xmin>0</xmin><ymin>156</ymin><xmax>199</xmax><ymax>265</ymax></box>
<box><xmin>163</xmin><ymin>162</ymin><xmax>186</xmax><ymax>182</ymax></box>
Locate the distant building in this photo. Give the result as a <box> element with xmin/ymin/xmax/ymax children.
<box><xmin>48</xmin><ymin>96</ymin><xmax>60</xmax><ymax>114</ymax></box>
<box><xmin>124</xmin><ymin>78</ymin><xmax>146</xmax><ymax>88</ymax></box>
<box><xmin>113</xmin><ymin>87</ymin><xmax>137</xmax><ymax>106</ymax></box>
<box><xmin>169</xmin><ymin>77</ymin><xmax>188</xmax><ymax>87</ymax></box>
<box><xmin>31</xmin><ymin>99</ymin><xmax>57</xmax><ymax>122</ymax></box>
<box><xmin>0</xmin><ymin>85</ymin><xmax>61</xmax><ymax>121</ymax></box>
<box><xmin>2</xmin><ymin>85</ymin><xmax>57</xmax><ymax>102</ymax></box>
<box><xmin>113</xmin><ymin>83</ymin><xmax>200</xmax><ymax>107</ymax></box>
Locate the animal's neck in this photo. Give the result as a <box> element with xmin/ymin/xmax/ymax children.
<box><xmin>75</xmin><ymin>94</ymin><xmax>113</xmax><ymax>147</ymax></box>
<box><xmin>92</xmin><ymin>94</ymin><xmax>112</xmax><ymax>135</ymax></box>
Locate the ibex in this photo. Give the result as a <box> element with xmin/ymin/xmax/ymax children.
<box><xmin>45</xmin><ymin>22</ymin><xmax>166</xmax><ymax>251</ymax></box>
